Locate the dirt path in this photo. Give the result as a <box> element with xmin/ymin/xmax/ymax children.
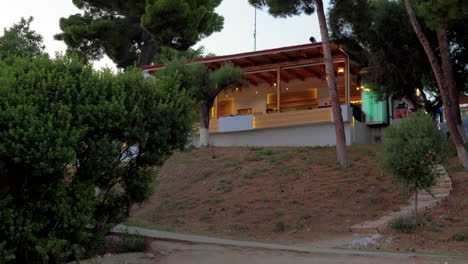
<box><xmin>79</xmin><ymin>240</ymin><xmax>467</xmax><ymax>264</ymax></box>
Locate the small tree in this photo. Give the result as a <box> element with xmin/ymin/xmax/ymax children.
<box><xmin>379</xmin><ymin>111</ymin><xmax>448</xmax><ymax>223</ymax></box>
<box><xmin>159</xmin><ymin>62</ymin><xmax>243</xmax><ymax>146</ymax></box>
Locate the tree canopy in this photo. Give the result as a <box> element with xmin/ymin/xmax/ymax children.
<box><xmin>0</xmin><ymin>54</ymin><xmax>194</xmax><ymax>263</ymax></box>
<box><xmin>329</xmin><ymin>0</ymin><xmax>467</xmax><ymax>114</ymax></box>
<box><xmin>0</xmin><ymin>17</ymin><xmax>44</xmax><ymax>59</ymax></box>
<box><xmin>55</xmin><ymin>0</ymin><xmax>223</xmax><ymax>68</ymax></box>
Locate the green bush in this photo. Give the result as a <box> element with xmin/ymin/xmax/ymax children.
<box><xmin>390</xmin><ymin>216</ymin><xmax>417</xmax><ymax>233</ymax></box>
<box><xmin>379</xmin><ymin>111</ymin><xmax>449</xmax><ymax>220</ymax></box>
<box><xmin>452</xmin><ymin>232</ymin><xmax>467</xmax><ymax>241</ymax></box>
<box><xmin>0</xmin><ymin>55</ymin><xmax>194</xmax><ymax>263</ymax></box>
<box><xmin>274</xmin><ymin>221</ymin><xmax>286</xmax><ymax>232</ymax></box>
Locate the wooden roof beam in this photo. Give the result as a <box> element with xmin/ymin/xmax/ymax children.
<box><xmin>242</xmin><ymin>75</ymin><xmax>259</xmax><ymax>86</ymax></box>
<box><xmin>301</xmin><ymin>67</ymin><xmax>323</xmax><ymax>79</ymax></box>
<box><xmin>283</xmin><ymin>68</ymin><xmax>305</xmax><ymax>81</ymax></box>
<box><xmin>264</xmin><ymin>71</ymin><xmax>289</xmax><ymax>83</ymax></box>
<box><xmin>242</xmin><ymin>56</ymin><xmax>345</xmax><ymax>73</ymax></box>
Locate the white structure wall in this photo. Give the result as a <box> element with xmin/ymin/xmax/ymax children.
<box><xmin>192</xmin><ymin>122</ymin><xmax>353</xmax><ymax>147</ymax></box>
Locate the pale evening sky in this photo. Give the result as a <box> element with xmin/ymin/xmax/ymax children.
<box><xmin>0</xmin><ymin>0</ymin><xmax>329</xmax><ymax>69</ymax></box>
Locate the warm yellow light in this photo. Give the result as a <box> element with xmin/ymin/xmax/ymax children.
<box><xmin>285</xmin><ymin>87</ymin><xmax>289</xmax><ymax>90</ymax></box>
<box><xmin>416</xmin><ymin>88</ymin><xmax>421</xmax><ymax>97</ymax></box>
<box><xmin>273</xmin><ymin>82</ymin><xmax>277</xmax><ymax>87</ymax></box>
<box><xmin>235</xmin><ymin>87</ymin><xmax>239</xmax><ymax>91</ymax></box>
<box><xmin>356</xmin><ymin>87</ymin><xmax>360</xmax><ymax>90</ymax></box>
<box><xmin>337</xmin><ymin>66</ymin><xmax>345</xmax><ymax>74</ymax></box>
<box><xmin>255</xmin><ymin>91</ymin><xmax>258</xmax><ymax>94</ymax></box>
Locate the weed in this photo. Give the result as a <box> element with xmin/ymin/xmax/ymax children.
<box><xmin>291</xmin><ymin>200</ymin><xmax>298</xmax><ymax>204</ymax></box>
<box><xmin>390</xmin><ymin>216</ymin><xmax>417</xmax><ymax>233</ymax></box>
<box><xmin>275</xmin><ymin>209</ymin><xmax>285</xmax><ymax>216</ymax></box>
<box><xmin>244</xmin><ymin>153</ymin><xmax>263</xmax><ymax>161</ymax></box>
<box><xmin>199</xmin><ymin>213</ymin><xmax>211</xmax><ymax>221</ymax></box>
<box><xmin>260</xmin><ymin>192</ymin><xmax>270</xmax><ymax>202</ymax></box>
<box><xmin>216</xmin><ymin>180</ymin><xmax>232</xmax><ymax>193</ymax></box>
<box><xmin>233</xmin><ymin>208</ymin><xmax>244</xmax><ymax>215</ymax></box>
<box><xmin>193</xmin><ymin>171</ymin><xmax>213</xmax><ymax>183</ymax></box>
<box><xmin>121</xmin><ymin>233</ymin><xmax>147</xmax><ymax>252</ymax></box>
<box><xmin>369</xmin><ymin>195</ymin><xmax>384</xmax><ymax>205</ymax></box>
<box><xmin>174</xmin><ymin>218</ymin><xmax>185</xmax><ymax>226</ymax></box>
<box><xmin>172</xmin><ymin>156</ymin><xmax>191</xmax><ymax>164</ymax></box>
<box><xmin>237</xmin><ymin>181</ymin><xmax>249</xmax><ymax>187</ymax></box>
<box><xmin>356</xmin><ymin>188</ymin><xmax>366</xmax><ymax>193</ymax></box>
<box><xmin>243</xmin><ymin>169</ymin><xmax>261</xmax><ymax>179</ymax></box>
<box><xmin>452</xmin><ymin>232</ymin><xmax>467</xmax><ymax>241</ymax></box>
<box><xmin>257</xmin><ymin>148</ymin><xmax>274</xmax><ymax>155</ymax></box>
<box><xmin>211</xmin><ymin>153</ymin><xmax>219</xmax><ymax>159</ymax></box>
<box><xmin>300</xmin><ymin>213</ymin><xmax>312</xmax><ymax>220</ymax></box>
<box><xmin>274</xmin><ymin>221</ymin><xmax>286</xmax><ymax>232</ymax></box>
<box><xmin>426</xmin><ymin>219</ymin><xmax>445</xmax><ymax>232</ymax></box>
<box><xmin>444</xmin><ymin>215</ymin><xmax>455</xmax><ymax>222</ymax></box>
<box><xmin>226</xmin><ymin>158</ymin><xmax>241</xmax><ymax>167</ymax></box>
<box><xmin>305</xmin><ymin>145</ymin><xmax>329</xmax><ymax>150</ymax></box>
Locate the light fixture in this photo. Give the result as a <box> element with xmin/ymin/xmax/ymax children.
<box><xmin>416</xmin><ymin>88</ymin><xmax>421</xmax><ymax>97</ymax></box>
<box><xmin>273</xmin><ymin>82</ymin><xmax>277</xmax><ymax>87</ymax></box>
<box><xmin>255</xmin><ymin>90</ymin><xmax>258</xmax><ymax>94</ymax></box>
<box><xmin>356</xmin><ymin>87</ymin><xmax>360</xmax><ymax>90</ymax></box>
<box><xmin>337</xmin><ymin>66</ymin><xmax>345</xmax><ymax>75</ymax></box>
<box><xmin>235</xmin><ymin>87</ymin><xmax>239</xmax><ymax>91</ymax></box>
<box><xmin>285</xmin><ymin>87</ymin><xmax>289</xmax><ymax>91</ymax></box>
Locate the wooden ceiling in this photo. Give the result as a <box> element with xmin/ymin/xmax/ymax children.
<box><xmin>145</xmin><ymin>43</ymin><xmax>361</xmax><ymax>87</ymax></box>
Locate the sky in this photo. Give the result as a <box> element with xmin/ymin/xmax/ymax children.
<box><xmin>0</xmin><ymin>0</ymin><xmax>328</xmax><ymax>69</ymax></box>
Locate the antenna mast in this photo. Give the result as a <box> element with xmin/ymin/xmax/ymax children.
<box><xmin>254</xmin><ymin>7</ymin><xmax>257</xmax><ymax>51</ymax></box>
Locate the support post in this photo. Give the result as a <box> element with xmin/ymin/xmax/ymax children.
<box><xmin>277</xmin><ymin>68</ymin><xmax>281</xmax><ymax>112</ymax></box>
<box><xmin>346</xmin><ymin>59</ymin><xmax>350</xmax><ymax>106</ymax></box>
<box><xmin>214</xmin><ymin>96</ymin><xmax>218</xmax><ymax>119</ymax></box>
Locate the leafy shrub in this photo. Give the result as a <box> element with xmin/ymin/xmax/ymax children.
<box><xmin>390</xmin><ymin>216</ymin><xmax>417</xmax><ymax>233</ymax></box>
<box><xmin>379</xmin><ymin>111</ymin><xmax>449</xmax><ymax>220</ymax></box>
<box><xmin>0</xmin><ymin>55</ymin><xmax>194</xmax><ymax>263</ymax></box>
<box><xmin>452</xmin><ymin>232</ymin><xmax>467</xmax><ymax>241</ymax></box>
<box><xmin>274</xmin><ymin>221</ymin><xmax>286</xmax><ymax>232</ymax></box>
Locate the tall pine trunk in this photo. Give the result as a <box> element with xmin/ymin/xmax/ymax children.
<box><xmin>138</xmin><ymin>30</ymin><xmax>157</xmax><ymax>67</ymax></box>
<box><xmin>199</xmin><ymin>102</ymin><xmax>210</xmax><ymax>147</ymax></box>
<box><xmin>436</xmin><ymin>27</ymin><xmax>468</xmax><ymax>144</ymax></box>
<box><xmin>316</xmin><ymin>0</ymin><xmax>350</xmax><ymax>168</ymax></box>
<box><xmin>403</xmin><ymin>0</ymin><xmax>468</xmax><ymax>170</ymax></box>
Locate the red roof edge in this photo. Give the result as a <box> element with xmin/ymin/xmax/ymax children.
<box><xmin>141</xmin><ymin>42</ymin><xmax>324</xmax><ymax>71</ymax></box>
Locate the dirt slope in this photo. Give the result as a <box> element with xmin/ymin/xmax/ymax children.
<box><xmin>130</xmin><ymin>145</ymin><xmax>407</xmax><ymax>242</ymax></box>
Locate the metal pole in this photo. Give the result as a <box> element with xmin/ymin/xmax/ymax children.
<box><xmin>254</xmin><ymin>8</ymin><xmax>257</xmax><ymax>51</ymax></box>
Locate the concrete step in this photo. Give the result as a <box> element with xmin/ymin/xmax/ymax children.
<box><xmin>411</xmin><ymin>193</ymin><xmax>449</xmax><ymax>201</ymax></box>
<box><xmin>350</xmin><ymin>224</ymin><xmax>378</xmax><ymax>234</ymax></box>
<box><xmin>419</xmin><ymin>188</ymin><xmax>451</xmax><ymax>195</ymax></box>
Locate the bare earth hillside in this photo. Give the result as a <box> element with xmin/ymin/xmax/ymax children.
<box><xmin>130</xmin><ymin>145</ymin><xmax>408</xmax><ymax>243</ymax></box>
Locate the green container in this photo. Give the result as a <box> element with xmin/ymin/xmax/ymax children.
<box><xmin>362</xmin><ymin>90</ymin><xmax>388</xmax><ymax>123</ymax></box>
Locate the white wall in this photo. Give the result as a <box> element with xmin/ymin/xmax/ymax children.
<box><xmin>191</xmin><ymin>122</ymin><xmax>352</xmax><ymax>147</ymax></box>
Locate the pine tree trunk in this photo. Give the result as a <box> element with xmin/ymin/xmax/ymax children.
<box><xmin>403</xmin><ymin>0</ymin><xmax>468</xmax><ymax>170</ymax></box>
<box><xmin>138</xmin><ymin>30</ymin><xmax>157</xmax><ymax>67</ymax></box>
<box><xmin>414</xmin><ymin>189</ymin><xmax>418</xmax><ymax>224</ymax></box>
<box><xmin>316</xmin><ymin>0</ymin><xmax>350</xmax><ymax>168</ymax></box>
<box><xmin>199</xmin><ymin>102</ymin><xmax>210</xmax><ymax>147</ymax></box>
<box><xmin>436</xmin><ymin>28</ymin><xmax>468</xmax><ymax>144</ymax></box>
